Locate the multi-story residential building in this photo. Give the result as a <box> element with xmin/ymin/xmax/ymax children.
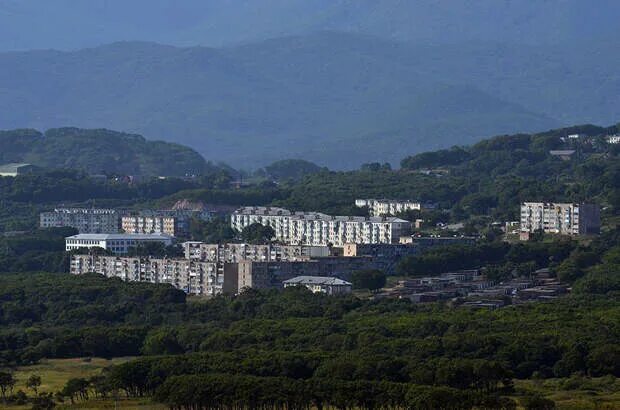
<box><xmin>122</xmin><ymin>209</ymin><xmax>212</xmax><ymax>237</ymax></box>
<box><xmin>65</xmin><ymin>233</ymin><xmax>174</xmax><ymax>254</ymax></box>
<box><xmin>182</xmin><ymin>242</ymin><xmax>332</xmax><ymax>263</ymax></box>
<box><xmin>520</xmin><ymin>202</ymin><xmax>600</xmax><ymax>238</ymax></box>
<box><xmin>283</xmin><ymin>276</ymin><xmax>352</xmax><ymax>295</ymax></box>
<box><xmin>355</xmin><ymin>199</ymin><xmax>421</xmax><ymax>216</ymax></box>
<box><xmin>70</xmin><ymin>254</ymin><xmax>236</xmax><ymax>296</ymax></box>
<box><xmin>70</xmin><ymin>253</ymin><xmax>370</xmax><ymax>296</ymax></box>
<box><xmin>607</xmin><ymin>135</ymin><xmax>620</xmax><ymax>144</ymax></box>
<box><xmin>122</xmin><ymin>215</ymin><xmax>181</xmax><ymax>236</ymax></box>
<box><xmin>40</xmin><ymin>208</ymin><xmax>120</xmax><ymax>233</ymax></box>
<box><xmin>231</xmin><ymin>206</ymin><xmax>410</xmax><ymax>246</ymax></box>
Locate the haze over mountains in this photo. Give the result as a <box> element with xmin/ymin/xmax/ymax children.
<box><xmin>0</xmin><ymin>1</ymin><xmax>619</xmax><ymax>168</ymax></box>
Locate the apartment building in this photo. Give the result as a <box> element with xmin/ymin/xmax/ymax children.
<box><xmin>520</xmin><ymin>202</ymin><xmax>600</xmax><ymax>238</ymax></box>
<box><xmin>40</xmin><ymin>208</ymin><xmax>120</xmax><ymax>233</ymax></box>
<box><xmin>355</xmin><ymin>199</ymin><xmax>421</xmax><ymax>216</ymax></box>
<box><xmin>71</xmin><ymin>253</ymin><xmax>368</xmax><ymax>296</ymax></box>
<box><xmin>121</xmin><ymin>209</ymin><xmax>211</xmax><ymax>237</ymax></box>
<box><xmin>122</xmin><ymin>215</ymin><xmax>181</xmax><ymax>236</ymax></box>
<box><xmin>65</xmin><ymin>233</ymin><xmax>174</xmax><ymax>254</ymax></box>
<box><xmin>231</xmin><ymin>206</ymin><xmax>410</xmax><ymax>246</ymax></box>
<box><xmin>607</xmin><ymin>135</ymin><xmax>620</xmax><ymax>144</ymax></box>
<box><xmin>182</xmin><ymin>242</ymin><xmax>332</xmax><ymax>263</ymax></box>
<box><xmin>70</xmin><ymin>254</ymin><xmax>236</xmax><ymax>296</ymax></box>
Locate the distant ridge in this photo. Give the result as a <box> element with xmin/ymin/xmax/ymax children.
<box><xmin>0</xmin><ymin>127</ymin><xmax>215</xmax><ymax>176</ymax></box>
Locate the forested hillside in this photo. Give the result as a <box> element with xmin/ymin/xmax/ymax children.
<box><xmin>0</xmin><ymin>127</ymin><xmax>214</xmax><ymax>176</ymax></box>
<box><xmin>163</xmin><ymin>123</ymin><xmax>620</xmax><ymax>223</ymax></box>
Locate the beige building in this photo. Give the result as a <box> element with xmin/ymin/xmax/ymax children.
<box><xmin>231</xmin><ymin>206</ymin><xmax>410</xmax><ymax>246</ymax></box>
<box><xmin>122</xmin><ymin>215</ymin><xmax>180</xmax><ymax>236</ymax></box>
<box><xmin>520</xmin><ymin>202</ymin><xmax>600</xmax><ymax>238</ymax></box>
<box><xmin>355</xmin><ymin>199</ymin><xmax>421</xmax><ymax>216</ymax></box>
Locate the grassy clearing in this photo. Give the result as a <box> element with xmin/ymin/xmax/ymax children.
<box><xmin>514</xmin><ymin>376</ymin><xmax>620</xmax><ymax>410</ymax></box>
<box><xmin>5</xmin><ymin>357</ymin><xmax>165</xmax><ymax>409</ymax></box>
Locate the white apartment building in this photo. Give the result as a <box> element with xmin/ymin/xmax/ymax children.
<box><xmin>40</xmin><ymin>208</ymin><xmax>120</xmax><ymax>233</ymax></box>
<box><xmin>355</xmin><ymin>199</ymin><xmax>421</xmax><ymax>216</ymax></box>
<box><xmin>231</xmin><ymin>206</ymin><xmax>410</xmax><ymax>246</ymax></box>
<box><xmin>520</xmin><ymin>202</ymin><xmax>600</xmax><ymax>238</ymax></box>
<box><xmin>607</xmin><ymin>135</ymin><xmax>620</xmax><ymax>144</ymax></box>
<box><xmin>65</xmin><ymin>233</ymin><xmax>174</xmax><ymax>254</ymax></box>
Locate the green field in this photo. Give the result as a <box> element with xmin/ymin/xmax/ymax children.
<box><xmin>514</xmin><ymin>377</ymin><xmax>620</xmax><ymax>410</ymax></box>
<box><xmin>7</xmin><ymin>357</ymin><xmax>165</xmax><ymax>409</ymax></box>
<box><xmin>5</xmin><ymin>358</ymin><xmax>620</xmax><ymax>409</ymax></box>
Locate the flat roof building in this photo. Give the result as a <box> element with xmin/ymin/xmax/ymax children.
<box><xmin>283</xmin><ymin>276</ymin><xmax>352</xmax><ymax>295</ymax></box>
<box><xmin>0</xmin><ymin>163</ymin><xmax>36</xmax><ymax>177</ymax></box>
<box><xmin>41</xmin><ymin>208</ymin><xmax>120</xmax><ymax>233</ymax></box>
<box><xmin>231</xmin><ymin>206</ymin><xmax>410</xmax><ymax>246</ymax></box>
<box><xmin>65</xmin><ymin>233</ymin><xmax>173</xmax><ymax>255</ymax></box>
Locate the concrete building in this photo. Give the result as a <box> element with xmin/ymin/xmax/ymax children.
<box><xmin>40</xmin><ymin>208</ymin><xmax>120</xmax><ymax>233</ymax></box>
<box><xmin>70</xmin><ymin>254</ymin><xmax>236</xmax><ymax>296</ymax></box>
<box><xmin>65</xmin><ymin>233</ymin><xmax>174</xmax><ymax>254</ymax></box>
<box><xmin>182</xmin><ymin>242</ymin><xmax>332</xmax><ymax>263</ymax></box>
<box><xmin>283</xmin><ymin>276</ymin><xmax>352</xmax><ymax>295</ymax></box>
<box><xmin>355</xmin><ymin>199</ymin><xmax>421</xmax><ymax>216</ymax></box>
<box><xmin>122</xmin><ymin>215</ymin><xmax>181</xmax><ymax>236</ymax></box>
<box><xmin>607</xmin><ymin>135</ymin><xmax>620</xmax><ymax>144</ymax></box>
<box><xmin>236</xmin><ymin>257</ymin><xmax>374</xmax><ymax>291</ymax></box>
<box><xmin>0</xmin><ymin>163</ymin><xmax>36</xmax><ymax>177</ymax></box>
<box><xmin>122</xmin><ymin>209</ymin><xmax>211</xmax><ymax>237</ymax></box>
<box><xmin>231</xmin><ymin>206</ymin><xmax>410</xmax><ymax>246</ymax></box>
<box><xmin>520</xmin><ymin>202</ymin><xmax>600</xmax><ymax>238</ymax></box>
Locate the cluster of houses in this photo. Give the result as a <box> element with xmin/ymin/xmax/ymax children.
<box><xmin>377</xmin><ymin>269</ymin><xmax>568</xmax><ymax>308</ymax></box>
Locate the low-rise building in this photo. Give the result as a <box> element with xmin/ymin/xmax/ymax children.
<box><xmin>355</xmin><ymin>199</ymin><xmax>421</xmax><ymax>216</ymax></box>
<box><xmin>0</xmin><ymin>163</ymin><xmax>36</xmax><ymax>177</ymax></box>
<box><xmin>65</xmin><ymin>233</ymin><xmax>173</xmax><ymax>255</ymax></box>
<box><xmin>283</xmin><ymin>276</ymin><xmax>352</xmax><ymax>295</ymax></box>
<box><xmin>41</xmin><ymin>208</ymin><xmax>120</xmax><ymax>233</ymax></box>
<box><xmin>520</xmin><ymin>202</ymin><xmax>600</xmax><ymax>238</ymax></box>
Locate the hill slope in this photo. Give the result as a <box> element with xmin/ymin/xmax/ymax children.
<box><xmin>0</xmin><ymin>127</ymin><xmax>212</xmax><ymax>176</ymax></box>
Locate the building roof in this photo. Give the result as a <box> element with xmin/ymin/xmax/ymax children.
<box><xmin>0</xmin><ymin>163</ymin><xmax>32</xmax><ymax>172</ymax></box>
<box><xmin>549</xmin><ymin>150</ymin><xmax>576</xmax><ymax>156</ymax></box>
<box><xmin>66</xmin><ymin>233</ymin><xmax>174</xmax><ymax>240</ymax></box>
<box><xmin>283</xmin><ymin>276</ymin><xmax>352</xmax><ymax>286</ymax></box>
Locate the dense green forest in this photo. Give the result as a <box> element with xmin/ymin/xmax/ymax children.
<box><xmin>0</xmin><ymin>239</ymin><xmax>619</xmax><ymax>407</ymax></box>
<box><xmin>155</xmin><ymin>123</ymin><xmax>620</xmax><ymax>223</ymax></box>
<box><xmin>0</xmin><ymin>128</ymin><xmax>221</xmax><ymax>176</ymax></box>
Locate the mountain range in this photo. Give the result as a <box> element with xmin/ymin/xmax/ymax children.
<box><xmin>1</xmin><ymin>1</ymin><xmax>619</xmax><ymax>50</ymax></box>
<box><xmin>0</xmin><ymin>2</ymin><xmax>619</xmax><ymax>168</ymax></box>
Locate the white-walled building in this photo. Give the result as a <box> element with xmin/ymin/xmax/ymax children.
<box><xmin>65</xmin><ymin>233</ymin><xmax>173</xmax><ymax>254</ymax></box>
<box><xmin>607</xmin><ymin>135</ymin><xmax>620</xmax><ymax>144</ymax></box>
<box><xmin>283</xmin><ymin>276</ymin><xmax>352</xmax><ymax>295</ymax></box>
<box><xmin>40</xmin><ymin>208</ymin><xmax>120</xmax><ymax>233</ymax></box>
<box><xmin>231</xmin><ymin>206</ymin><xmax>410</xmax><ymax>246</ymax></box>
<box><xmin>520</xmin><ymin>202</ymin><xmax>600</xmax><ymax>238</ymax></box>
<box><xmin>355</xmin><ymin>199</ymin><xmax>421</xmax><ymax>216</ymax></box>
